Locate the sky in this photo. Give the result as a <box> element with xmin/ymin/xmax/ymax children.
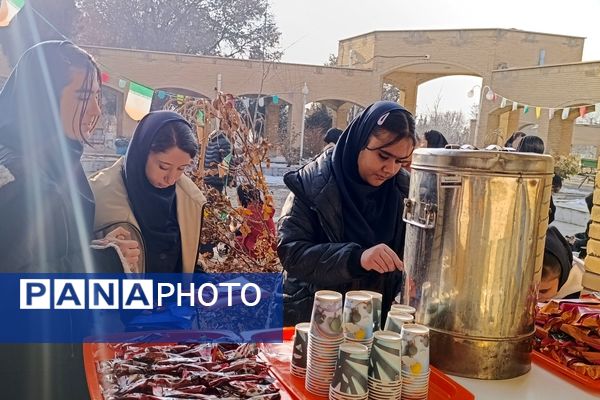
<box><xmin>269</xmin><ymin>0</ymin><xmax>600</xmax><ymax>116</ymax></box>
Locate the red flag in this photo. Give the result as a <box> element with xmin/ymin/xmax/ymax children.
<box><xmin>101</xmin><ymin>72</ymin><xmax>110</xmax><ymax>83</ymax></box>
<box><xmin>579</xmin><ymin>106</ymin><xmax>587</xmax><ymax>118</ymax></box>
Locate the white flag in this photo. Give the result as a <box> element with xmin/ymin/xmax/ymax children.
<box><xmin>548</xmin><ymin>108</ymin><xmax>555</xmax><ymax>120</ymax></box>
<box><xmin>512</xmin><ymin>101</ymin><xmax>518</xmax><ymax>111</ymax></box>
<box><xmin>561</xmin><ymin>107</ymin><xmax>570</xmax><ymax>120</ymax></box>
<box><xmin>500</xmin><ymin>98</ymin><xmax>507</xmax><ymax>108</ymax></box>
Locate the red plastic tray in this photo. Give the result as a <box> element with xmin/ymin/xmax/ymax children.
<box><xmin>261</xmin><ymin>339</ymin><xmax>474</xmax><ymax>400</ymax></box>
<box><xmin>532</xmin><ymin>350</ymin><xmax>600</xmax><ymax>392</ymax></box>
<box><xmin>83</xmin><ymin>330</ymin><xmax>295</xmax><ymax>400</ymax></box>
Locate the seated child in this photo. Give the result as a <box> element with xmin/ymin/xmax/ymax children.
<box><xmin>539</xmin><ymin>226</ymin><xmax>585</xmax><ymax>301</ymax></box>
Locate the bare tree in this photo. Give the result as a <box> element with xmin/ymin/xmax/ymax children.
<box><xmin>325</xmin><ymin>53</ymin><xmax>338</xmax><ymax>66</ymax></box>
<box><xmin>382</xmin><ymin>83</ymin><xmax>401</xmax><ymax>103</ymax></box>
<box><xmin>416</xmin><ymin>96</ymin><xmax>470</xmax><ymax>145</ymax></box>
<box><xmin>76</xmin><ymin>0</ymin><xmax>282</xmax><ymax>60</ymax></box>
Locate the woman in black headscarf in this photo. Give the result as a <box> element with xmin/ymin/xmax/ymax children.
<box><xmin>423</xmin><ymin>130</ymin><xmax>448</xmax><ymax>148</ymax></box>
<box><xmin>90</xmin><ymin>111</ymin><xmax>206</xmax><ymax>273</ymax></box>
<box><xmin>0</xmin><ymin>41</ymin><xmax>139</xmax><ymax>399</ymax></box>
<box><xmin>278</xmin><ymin>101</ymin><xmax>416</xmax><ymax>325</ymax></box>
<box><xmin>539</xmin><ymin>226</ymin><xmax>584</xmax><ymax>300</ymax></box>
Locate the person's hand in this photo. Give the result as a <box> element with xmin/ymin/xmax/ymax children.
<box><xmin>104</xmin><ymin>227</ymin><xmax>141</xmax><ymax>269</ymax></box>
<box><xmin>360</xmin><ymin>244</ymin><xmax>403</xmax><ymax>273</ymax></box>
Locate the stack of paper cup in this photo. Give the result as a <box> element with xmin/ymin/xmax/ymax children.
<box><xmin>343</xmin><ymin>291</ymin><xmax>374</xmax><ymax>351</ymax></box>
<box><xmin>390</xmin><ymin>304</ymin><xmax>416</xmax><ymax>316</ymax></box>
<box><xmin>290</xmin><ymin>322</ymin><xmax>310</xmax><ymax>378</ymax></box>
<box><xmin>306</xmin><ymin>290</ymin><xmax>345</xmax><ymax>397</ymax></box>
<box><xmin>359</xmin><ymin>291</ymin><xmax>383</xmax><ymax>332</ymax></box>
<box><xmin>329</xmin><ymin>343</ymin><xmax>370</xmax><ymax>400</ymax></box>
<box><xmin>384</xmin><ymin>312</ymin><xmax>414</xmax><ymax>335</ymax></box>
<box><xmin>400</xmin><ymin>324</ymin><xmax>430</xmax><ymax>400</ymax></box>
<box><xmin>368</xmin><ymin>331</ymin><xmax>402</xmax><ymax>400</ymax></box>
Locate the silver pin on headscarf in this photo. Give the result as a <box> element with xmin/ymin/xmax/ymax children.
<box><xmin>377</xmin><ymin>112</ymin><xmax>390</xmax><ymax>126</ymax></box>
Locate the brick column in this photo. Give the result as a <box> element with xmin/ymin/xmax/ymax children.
<box><xmin>546</xmin><ymin>111</ymin><xmax>575</xmax><ymax>156</ymax></box>
<box><xmin>583</xmin><ymin>165</ymin><xmax>600</xmax><ymax>293</ymax></box>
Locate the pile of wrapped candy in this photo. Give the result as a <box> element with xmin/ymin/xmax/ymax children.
<box><xmin>534</xmin><ymin>297</ymin><xmax>600</xmax><ymax>379</ymax></box>
<box><xmin>97</xmin><ymin>342</ymin><xmax>281</xmax><ymax>399</ymax></box>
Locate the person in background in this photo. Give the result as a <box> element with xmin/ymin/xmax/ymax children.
<box><xmin>323</xmin><ymin>127</ymin><xmax>343</xmax><ymax>151</ymax></box>
<box><xmin>278</xmin><ymin>101</ymin><xmax>416</xmax><ymax>325</ymax></box>
<box><xmin>504</xmin><ymin>131</ymin><xmax>526</xmax><ymax>149</ymax></box>
<box><xmin>552</xmin><ymin>174</ymin><xmax>563</xmax><ymax>194</ymax></box>
<box><xmin>0</xmin><ymin>41</ymin><xmax>139</xmax><ymax>400</ymax></box>
<box><xmin>516</xmin><ymin>135</ymin><xmax>544</xmax><ymax>154</ymax></box>
<box><xmin>90</xmin><ymin>111</ymin><xmax>206</xmax><ymax>273</ymax></box>
<box><xmin>204</xmin><ymin>127</ymin><xmax>233</xmax><ymax>193</ymax></box>
<box><xmin>567</xmin><ymin>193</ymin><xmax>593</xmax><ymax>259</ymax></box>
<box><xmin>236</xmin><ymin>184</ymin><xmax>276</xmax><ymax>258</ymax></box>
<box><xmin>423</xmin><ymin>130</ymin><xmax>448</xmax><ymax>148</ymax></box>
<box><xmin>539</xmin><ymin>226</ymin><xmax>584</xmax><ymax>301</ymax></box>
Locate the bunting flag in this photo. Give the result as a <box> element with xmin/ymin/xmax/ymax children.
<box><xmin>100</xmin><ymin>72</ymin><xmax>110</xmax><ymax>83</ymax></box>
<box><xmin>579</xmin><ymin>106</ymin><xmax>587</xmax><ymax>118</ymax></box>
<box><xmin>196</xmin><ymin>110</ymin><xmax>205</xmax><ymax>126</ymax></box>
<box><xmin>562</xmin><ymin>107</ymin><xmax>570</xmax><ymax>120</ymax></box>
<box><xmin>500</xmin><ymin>97</ymin><xmax>507</xmax><ymax>108</ymax></box>
<box><xmin>157</xmin><ymin>90</ymin><xmax>167</xmax><ymax>100</ymax></box>
<box><xmin>272</xmin><ymin>95</ymin><xmax>279</xmax><ymax>105</ymax></box>
<box><xmin>512</xmin><ymin>101</ymin><xmax>518</xmax><ymax>111</ymax></box>
<box><xmin>125</xmin><ymin>82</ymin><xmax>153</xmax><ymax>121</ymax></box>
<box><xmin>523</xmin><ymin>105</ymin><xmax>529</xmax><ymax>114</ymax></box>
<box><xmin>548</xmin><ymin>108</ymin><xmax>555</xmax><ymax>120</ymax></box>
<box><xmin>0</xmin><ymin>0</ymin><xmax>24</xmax><ymax>27</ymax></box>
<box><xmin>118</xmin><ymin>79</ymin><xmax>127</xmax><ymax>89</ymax></box>
<box><xmin>535</xmin><ymin>107</ymin><xmax>541</xmax><ymax>119</ymax></box>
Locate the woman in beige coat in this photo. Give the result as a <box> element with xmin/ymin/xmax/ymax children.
<box><xmin>90</xmin><ymin>111</ymin><xmax>206</xmax><ymax>273</ymax></box>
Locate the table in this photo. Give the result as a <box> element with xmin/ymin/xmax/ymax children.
<box><xmin>450</xmin><ymin>364</ymin><xmax>599</xmax><ymax>400</ymax></box>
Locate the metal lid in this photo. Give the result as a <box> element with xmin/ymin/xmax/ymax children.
<box><xmin>411</xmin><ymin>147</ymin><xmax>554</xmax><ymax>175</ymax></box>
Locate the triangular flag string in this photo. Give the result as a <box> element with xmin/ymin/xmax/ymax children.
<box><xmin>482</xmin><ymin>87</ymin><xmax>599</xmax><ymax>122</ymax></box>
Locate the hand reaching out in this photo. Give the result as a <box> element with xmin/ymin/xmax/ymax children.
<box><xmin>360</xmin><ymin>244</ymin><xmax>404</xmax><ymax>274</ymax></box>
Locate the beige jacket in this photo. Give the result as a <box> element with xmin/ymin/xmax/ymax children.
<box><xmin>89</xmin><ymin>158</ymin><xmax>206</xmax><ymax>273</ymax></box>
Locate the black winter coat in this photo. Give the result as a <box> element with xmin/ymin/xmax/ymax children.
<box><xmin>277</xmin><ymin>149</ymin><xmax>409</xmax><ymax>325</ymax></box>
<box><xmin>0</xmin><ymin>145</ymin><xmax>121</xmax><ymax>400</ymax></box>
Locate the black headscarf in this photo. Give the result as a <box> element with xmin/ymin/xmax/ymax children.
<box><xmin>123</xmin><ymin>111</ymin><xmax>193</xmax><ymax>273</ymax></box>
<box><xmin>0</xmin><ymin>41</ymin><xmax>96</xmax><ymax>238</ymax></box>
<box><xmin>544</xmin><ymin>226</ymin><xmax>573</xmax><ymax>288</ymax></box>
<box><xmin>424</xmin><ymin>130</ymin><xmax>448</xmax><ymax>148</ymax></box>
<box><xmin>332</xmin><ymin>101</ymin><xmax>414</xmax><ymax>248</ymax></box>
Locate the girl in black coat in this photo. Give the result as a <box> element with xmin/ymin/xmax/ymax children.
<box><xmin>0</xmin><ymin>41</ymin><xmax>139</xmax><ymax>399</ymax></box>
<box><xmin>278</xmin><ymin>101</ymin><xmax>416</xmax><ymax>325</ymax></box>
